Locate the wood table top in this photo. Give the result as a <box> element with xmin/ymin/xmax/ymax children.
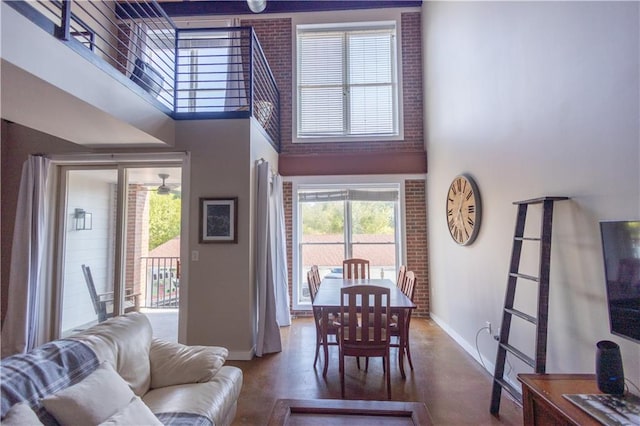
<box><xmin>312</xmin><ymin>278</ymin><xmax>416</xmax><ymax>309</ymax></box>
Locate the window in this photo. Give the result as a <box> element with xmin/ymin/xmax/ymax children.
<box><xmin>296</xmin><ymin>22</ymin><xmax>399</xmax><ymax>140</ymax></box>
<box><xmin>293</xmin><ymin>184</ymin><xmax>402</xmax><ymax>309</ymax></box>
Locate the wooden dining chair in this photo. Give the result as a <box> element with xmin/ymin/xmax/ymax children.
<box><xmin>339</xmin><ymin>285</ymin><xmax>391</xmax><ymax>399</ymax></box>
<box><xmin>308</xmin><ymin>266</ymin><xmax>343</xmax><ymax>369</ymax></box>
<box><xmin>391</xmin><ymin>270</ymin><xmax>417</xmax><ymax>370</ymax></box>
<box><xmin>310</xmin><ymin>264</ymin><xmax>321</xmax><ymax>285</ymax></box>
<box><xmin>396</xmin><ymin>265</ymin><xmax>407</xmax><ymax>289</ymax></box>
<box><xmin>342</xmin><ymin>258</ymin><xmax>370</xmax><ymax>279</ymax></box>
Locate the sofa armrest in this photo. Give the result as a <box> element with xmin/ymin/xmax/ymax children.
<box><xmin>149</xmin><ymin>339</ymin><xmax>229</xmax><ymax>389</ymax></box>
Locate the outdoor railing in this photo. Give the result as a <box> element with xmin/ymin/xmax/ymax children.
<box><xmin>140</xmin><ymin>256</ymin><xmax>180</xmax><ymax>308</ymax></box>
<box><xmin>7</xmin><ymin>0</ymin><xmax>281</xmax><ymax>148</ymax></box>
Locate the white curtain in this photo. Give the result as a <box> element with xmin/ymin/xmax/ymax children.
<box><xmin>1</xmin><ymin>156</ymin><xmax>51</xmax><ymax>357</ymax></box>
<box><xmin>255</xmin><ymin>161</ymin><xmax>283</xmax><ymax>356</ymax></box>
<box><xmin>272</xmin><ymin>174</ymin><xmax>291</xmax><ymax>326</ymax></box>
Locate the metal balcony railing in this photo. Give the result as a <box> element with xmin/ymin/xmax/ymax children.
<box><xmin>140</xmin><ymin>256</ymin><xmax>180</xmax><ymax>308</ymax></box>
<box><xmin>7</xmin><ymin>0</ymin><xmax>281</xmax><ymax>149</ymax></box>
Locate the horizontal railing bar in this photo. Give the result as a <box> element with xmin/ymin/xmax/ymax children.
<box><xmin>115</xmin><ymin>0</ymin><xmax>177</xmax><ymax>29</ymax></box>
<box><xmin>36</xmin><ymin>0</ymin><xmax>62</xmax><ymax>19</ymax></box>
<box><xmin>175</xmin><ymin>79</ymin><xmax>247</xmax><ymax>84</ymax></box>
<box><xmin>13</xmin><ymin>1</ymin><xmax>280</xmax><ymax>148</ymax></box>
<box><xmin>177</xmin><ymin>25</ymin><xmax>253</xmax><ymax>34</ymax></box>
<box><xmin>72</xmin><ymin>2</ymin><xmax>176</xmax><ymax>84</ymax></box>
<box><xmin>111</xmin><ymin>2</ymin><xmax>176</xmax><ymax>60</ymax></box>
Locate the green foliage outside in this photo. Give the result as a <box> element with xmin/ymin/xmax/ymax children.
<box><xmin>149</xmin><ymin>192</ymin><xmax>181</xmax><ymax>250</ymax></box>
<box><xmin>302</xmin><ymin>201</ymin><xmax>394</xmax><ymax>235</ymax></box>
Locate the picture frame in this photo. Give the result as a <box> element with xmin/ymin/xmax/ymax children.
<box><xmin>199</xmin><ymin>197</ymin><xmax>238</xmax><ymax>243</ymax></box>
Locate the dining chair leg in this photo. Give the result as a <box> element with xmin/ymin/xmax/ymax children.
<box><xmin>313</xmin><ymin>332</ymin><xmax>321</xmax><ymax>368</ymax></box>
<box><xmin>386</xmin><ymin>355</ymin><xmax>391</xmax><ymax>399</ymax></box>
<box><xmin>321</xmin><ymin>310</ymin><xmax>330</xmax><ymax>377</ymax></box>
<box><xmin>340</xmin><ymin>352</ymin><xmax>345</xmax><ymax>398</ymax></box>
<box><xmin>405</xmin><ymin>310</ymin><xmax>414</xmax><ymax>370</ymax></box>
<box><xmin>406</xmin><ymin>336</ymin><xmax>414</xmax><ymax>370</ymax></box>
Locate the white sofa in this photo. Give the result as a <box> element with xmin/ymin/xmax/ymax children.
<box><xmin>0</xmin><ymin>312</ymin><xmax>243</xmax><ymax>426</ymax></box>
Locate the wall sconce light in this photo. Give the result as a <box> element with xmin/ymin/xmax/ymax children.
<box><xmin>74</xmin><ymin>208</ymin><xmax>92</xmax><ymax>231</ymax></box>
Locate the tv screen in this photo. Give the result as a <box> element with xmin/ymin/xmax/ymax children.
<box><xmin>599</xmin><ymin>221</ymin><xmax>640</xmax><ymax>343</ymax></box>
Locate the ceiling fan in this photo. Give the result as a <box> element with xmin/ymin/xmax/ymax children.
<box><xmin>157</xmin><ymin>173</ymin><xmax>172</xmax><ymax>195</ymax></box>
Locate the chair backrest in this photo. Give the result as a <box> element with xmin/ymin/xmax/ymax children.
<box><xmin>307</xmin><ymin>266</ymin><xmax>321</xmax><ymax>303</ymax></box>
<box><xmin>340</xmin><ymin>285</ymin><xmax>390</xmax><ymax>349</ymax></box>
<box><xmin>342</xmin><ymin>258</ymin><xmax>370</xmax><ymax>279</ymax></box>
<box><xmin>310</xmin><ymin>264</ymin><xmax>321</xmax><ymax>285</ymax></box>
<box><xmin>81</xmin><ymin>264</ymin><xmax>103</xmax><ymax>317</ymax></box>
<box><xmin>396</xmin><ymin>265</ymin><xmax>407</xmax><ymax>289</ymax></box>
<box><xmin>403</xmin><ymin>270</ymin><xmax>417</xmax><ymax>301</ymax></box>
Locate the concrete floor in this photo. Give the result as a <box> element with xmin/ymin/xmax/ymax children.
<box><xmin>227</xmin><ymin>317</ymin><xmax>524</xmax><ymax>425</ymax></box>
<box><xmin>141</xmin><ymin>308</ymin><xmax>178</xmax><ymax>342</ymax></box>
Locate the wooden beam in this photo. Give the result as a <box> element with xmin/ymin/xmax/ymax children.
<box><xmin>146</xmin><ymin>1</ymin><xmax>422</xmax><ymax>18</ymax></box>
<box><xmin>278</xmin><ymin>150</ymin><xmax>427</xmax><ymax>176</ymax></box>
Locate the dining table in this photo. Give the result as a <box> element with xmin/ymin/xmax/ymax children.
<box><xmin>312</xmin><ymin>277</ymin><xmax>416</xmax><ymax>379</ymax></box>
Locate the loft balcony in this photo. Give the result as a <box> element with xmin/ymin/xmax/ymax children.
<box><xmin>3</xmin><ymin>0</ymin><xmax>280</xmax><ymax>149</ymax></box>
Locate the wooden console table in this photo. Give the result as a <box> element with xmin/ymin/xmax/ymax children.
<box><xmin>518</xmin><ymin>373</ymin><xmax>601</xmax><ymax>425</ymax></box>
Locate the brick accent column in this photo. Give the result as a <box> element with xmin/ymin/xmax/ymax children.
<box><xmin>125</xmin><ymin>185</ymin><xmax>148</xmax><ymax>298</ymax></box>
<box><xmin>405</xmin><ymin>180</ymin><xmax>429</xmax><ymax>317</ymax></box>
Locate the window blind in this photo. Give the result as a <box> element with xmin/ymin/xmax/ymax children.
<box><xmin>297</xmin><ymin>23</ymin><xmax>397</xmax><ymax>138</ymax></box>
<box><xmin>299</xmin><ymin>189</ymin><xmax>398</xmax><ymax>202</ymax></box>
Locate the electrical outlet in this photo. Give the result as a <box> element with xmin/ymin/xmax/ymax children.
<box><xmin>485</xmin><ymin>321</ymin><xmax>492</xmax><ymax>335</ymax></box>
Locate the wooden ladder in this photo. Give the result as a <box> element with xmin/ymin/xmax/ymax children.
<box><xmin>490</xmin><ymin>196</ymin><xmax>569</xmax><ymax>415</ymax></box>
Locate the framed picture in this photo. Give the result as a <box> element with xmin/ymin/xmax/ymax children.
<box><xmin>200</xmin><ymin>197</ymin><xmax>238</xmax><ymax>243</ymax></box>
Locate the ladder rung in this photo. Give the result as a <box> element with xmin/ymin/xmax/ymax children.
<box><xmin>513</xmin><ymin>196</ymin><xmax>570</xmax><ymax>205</ymax></box>
<box><xmin>500</xmin><ymin>343</ymin><xmax>536</xmax><ymax>368</ymax></box>
<box><xmin>493</xmin><ymin>377</ymin><xmax>523</xmax><ymax>405</ymax></box>
<box><xmin>509</xmin><ymin>272</ymin><xmax>539</xmax><ymax>282</ymax></box>
<box><xmin>505</xmin><ymin>308</ymin><xmax>537</xmax><ymax>324</ymax></box>
<box><xmin>514</xmin><ymin>236</ymin><xmax>541</xmax><ymax>242</ymax></box>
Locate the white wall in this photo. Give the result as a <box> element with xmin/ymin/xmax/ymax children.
<box><xmin>425</xmin><ymin>1</ymin><xmax>639</xmax><ymax>389</ymax></box>
<box><xmin>175</xmin><ymin>119</ymin><xmax>277</xmax><ymax>360</ymax></box>
<box><xmin>61</xmin><ymin>172</ymin><xmax>115</xmax><ymax>332</ymax></box>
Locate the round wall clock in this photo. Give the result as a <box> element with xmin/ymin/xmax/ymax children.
<box><xmin>446</xmin><ymin>174</ymin><xmax>482</xmax><ymax>246</ymax></box>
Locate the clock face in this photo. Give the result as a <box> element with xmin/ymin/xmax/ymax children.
<box><xmin>446</xmin><ymin>175</ymin><xmax>481</xmax><ymax>245</ymax></box>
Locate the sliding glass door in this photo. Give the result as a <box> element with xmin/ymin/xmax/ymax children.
<box><xmin>57</xmin><ymin>165</ymin><xmax>182</xmax><ymax>339</ymax></box>
<box><xmin>59</xmin><ymin>168</ymin><xmax>118</xmax><ymax>334</ymax></box>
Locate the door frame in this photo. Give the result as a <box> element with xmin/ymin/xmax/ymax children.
<box><xmin>49</xmin><ymin>152</ymin><xmax>190</xmax><ymax>340</ymax></box>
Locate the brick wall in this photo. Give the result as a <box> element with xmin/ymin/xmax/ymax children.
<box><xmin>245</xmin><ymin>12</ymin><xmax>424</xmax><ymax>156</ymax></box>
<box><xmin>405</xmin><ymin>180</ymin><xmax>429</xmax><ymax>317</ymax></box>
<box><xmin>400</xmin><ymin>12</ymin><xmax>424</xmax><ymax>149</ymax></box>
<box><xmin>241</xmin><ymin>18</ymin><xmax>293</xmax><ymax>148</ymax></box>
<box><xmin>125</xmin><ymin>185</ymin><xmax>147</xmax><ymax>297</ymax></box>
<box><xmin>250</xmin><ymin>11</ymin><xmax>428</xmax><ymax>317</ymax></box>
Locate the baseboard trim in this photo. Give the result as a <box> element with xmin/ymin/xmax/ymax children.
<box><xmin>429</xmin><ymin>313</ymin><xmax>521</xmax><ymax>393</ymax></box>
<box><xmin>227</xmin><ymin>347</ymin><xmax>255</xmax><ymax>361</ymax></box>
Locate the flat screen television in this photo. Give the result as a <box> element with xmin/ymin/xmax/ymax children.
<box><xmin>599</xmin><ymin>220</ymin><xmax>640</xmax><ymax>343</ymax></box>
